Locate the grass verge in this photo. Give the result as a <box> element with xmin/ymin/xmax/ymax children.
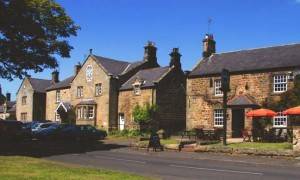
<box><xmin>0</xmin><ymin>156</ymin><xmax>153</xmax><ymax>180</ymax></box>
<box><xmin>210</xmin><ymin>142</ymin><xmax>292</xmax><ymax>151</ymax></box>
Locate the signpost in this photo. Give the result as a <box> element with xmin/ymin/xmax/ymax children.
<box><xmin>220</xmin><ymin>69</ymin><xmax>230</xmax><ymax>145</ymax></box>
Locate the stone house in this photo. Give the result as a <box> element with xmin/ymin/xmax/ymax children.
<box><xmin>187</xmin><ymin>34</ymin><xmax>300</xmax><ymax>138</ymax></box>
<box><xmin>45</xmin><ymin>72</ymin><xmax>76</xmax><ymax>122</ymax></box>
<box><xmin>0</xmin><ymin>93</ymin><xmax>16</xmax><ymax>120</ymax></box>
<box><xmin>118</xmin><ymin>48</ymin><xmax>186</xmax><ymax>132</ymax></box>
<box><xmin>16</xmin><ymin>73</ymin><xmax>58</xmax><ymax>122</ymax></box>
<box><xmin>60</xmin><ymin>42</ymin><xmax>160</xmax><ymax>130</ymax></box>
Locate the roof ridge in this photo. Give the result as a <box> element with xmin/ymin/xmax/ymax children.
<box><xmin>28</xmin><ymin>77</ymin><xmax>51</xmax><ymax>81</ymax></box>
<box><xmin>93</xmin><ymin>55</ymin><xmax>139</xmax><ymax>64</ymax></box>
<box><xmin>214</xmin><ymin>43</ymin><xmax>300</xmax><ymax>56</ymax></box>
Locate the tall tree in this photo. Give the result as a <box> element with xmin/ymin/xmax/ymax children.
<box><xmin>0</xmin><ymin>0</ymin><xmax>79</xmax><ymax>80</ymax></box>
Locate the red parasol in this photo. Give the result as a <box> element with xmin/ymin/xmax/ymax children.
<box><xmin>246</xmin><ymin>108</ymin><xmax>277</xmax><ymax>117</ymax></box>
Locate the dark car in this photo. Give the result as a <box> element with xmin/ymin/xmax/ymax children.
<box><xmin>58</xmin><ymin>125</ymin><xmax>107</xmax><ymax>141</ymax></box>
<box><xmin>34</xmin><ymin>123</ymin><xmax>64</xmax><ymax>140</ymax></box>
<box><xmin>0</xmin><ymin>120</ymin><xmax>30</xmax><ymax>141</ymax></box>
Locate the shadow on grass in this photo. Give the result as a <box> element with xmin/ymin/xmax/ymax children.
<box><xmin>0</xmin><ymin>139</ymin><xmax>128</xmax><ymax>157</ymax></box>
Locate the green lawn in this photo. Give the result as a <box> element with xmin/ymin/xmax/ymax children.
<box><xmin>211</xmin><ymin>142</ymin><xmax>292</xmax><ymax>151</ymax></box>
<box><xmin>0</xmin><ymin>156</ymin><xmax>153</xmax><ymax>180</ymax></box>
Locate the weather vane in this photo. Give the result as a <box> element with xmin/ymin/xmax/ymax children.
<box><xmin>207</xmin><ymin>17</ymin><xmax>212</xmax><ymax>34</ymax></box>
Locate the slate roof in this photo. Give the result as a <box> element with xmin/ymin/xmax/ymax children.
<box><xmin>228</xmin><ymin>95</ymin><xmax>258</xmax><ymax>107</ymax></box>
<box><xmin>189</xmin><ymin>44</ymin><xmax>300</xmax><ymax>77</ymax></box>
<box><xmin>93</xmin><ymin>55</ymin><xmax>145</xmax><ymax>76</ymax></box>
<box><xmin>28</xmin><ymin>78</ymin><xmax>52</xmax><ymax>93</ymax></box>
<box><xmin>46</xmin><ymin>76</ymin><xmax>75</xmax><ymax>91</ymax></box>
<box><xmin>120</xmin><ymin>67</ymin><xmax>171</xmax><ymax>90</ymax></box>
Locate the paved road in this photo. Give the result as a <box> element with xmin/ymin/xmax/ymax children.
<box><xmin>46</xmin><ymin>142</ymin><xmax>300</xmax><ymax>180</ymax></box>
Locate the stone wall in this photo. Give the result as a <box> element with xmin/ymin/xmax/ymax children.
<box><xmin>118</xmin><ymin>89</ymin><xmax>154</xmax><ymax>129</ymax></box>
<box><xmin>156</xmin><ymin>69</ymin><xmax>186</xmax><ymax>132</ymax></box>
<box><xmin>70</xmin><ymin>57</ymin><xmax>111</xmax><ymax>129</ymax></box>
<box><xmin>46</xmin><ymin>88</ymin><xmax>71</xmax><ymax>121</ymax></box>
<box><xmin>187</xmin><ymin>70</ymin><xmax>294</xmax><ymax>137</ymax></box>
<box><xmin>16</xmin><ymin>78</ymin><xmax>34</xmax><ymax>121</ymax></box>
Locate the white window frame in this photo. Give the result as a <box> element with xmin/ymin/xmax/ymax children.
<box><xmin>95</xmin><ymin>83</ymin><xmax>102</xmax><ymax>96</ymax></box>
<box><xmin>77</xmin><ymin>86</ymin><xmax>83</xmax><ymax>97</ymax></box>
<box><xmin>214</xmin><ymin>109</ymin><xmax>224</xmax><ymax>127</ymax></box>
<box><xmin>214</xmin><ymin>79</ymin><xmax>223</xmax><ymax>96</ymax></box>
<box><xmin>273</xmin><ymin>75</ymin><xmax>287</xmax><ymax>93</ymax></box>
<box><xmin>88</xmin><ymin>106</ymin><xmax>94</xmax><ymax>119</ymax></box>
<box><xmin>55</xmin><ymin>112</ymin><xmax>61</xmax><ymax>122</ymax></box>
<box><xmin>56</xmin><ymin>90</ymin><xmax>61</xmax><ymax>103</ymax></box>
<box><xmin>273</xmin><ymin>111</ymin><xmax>287</xmax><ymax>128</ymax></box>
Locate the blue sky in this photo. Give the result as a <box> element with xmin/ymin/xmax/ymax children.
<box><xmin>1</xmin><ymin>0</ymin><xmax>300</xmax><ymax>100</ymax></box>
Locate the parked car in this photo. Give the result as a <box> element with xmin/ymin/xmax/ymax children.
<box><xmin>0</xmin><ymin>120</ymin><xmax>31</xmax><ymax>141</ymax></box>
<box><xmin>34</xmin><ymin>124</ymin><xmax>107</xmax><ymax>141</ymax></box>
<box><xmin>59</xmin><ymin>125</ymin><xmax>107</xmax><ymax>141</ymax></box>
<box><xmin>32</xmin><ymin>122</ymin><xmax>57</xmax><ymax>134</ymax></box>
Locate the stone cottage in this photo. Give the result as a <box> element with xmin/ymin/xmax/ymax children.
<box><xmin>118</xmin><ymin>48</ymin><xmax>186</xmax><ymax>132</ymax></box>
<box><xmin>16</xmin><ymin>73</ymin><xmax>57</xmax><ymax>121</ymax></box>
<box><xmin>187</xmin><ymin>34</ymin><xmax>300</xmax><ymax>138</ymax></box>
<box><xmin>45</xmin><ymin>67</ymin><xmax>78</xmax><ymax>121</ymax></box>
<box><xmin>0</xmin><ymin>93</ymin><xmax>16</xmax><ymax>120</ymax></box>
<box><xmin>52</xmin><ymin>42</ymin><xmax>160</xmax><ymax>130</ymax></box>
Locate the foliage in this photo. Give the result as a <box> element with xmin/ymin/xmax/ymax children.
<box><xmin>0</xmin><ymin>0</ymin><xmax>80</xmax><ymax>80</ymax></box>
<box><xmin>6</xmin><ymin>113</ymin><xmax>16</xmax><ymax>120</ymax></box>
<box><xmin>0</xmin><ymin>156</ymin><xmax>151</xmax><ymax>180</ymax></box>
<box><xmin>264</xmin><ymin>75</ymin><xmax>300</xmax><ymax>110</ymax></box>
<box><xmin>132</xmin><ymin>103</ymin><xmax>158</xmax><ymax>124</ymax></box>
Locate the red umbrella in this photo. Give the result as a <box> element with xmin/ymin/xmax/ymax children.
<box><xmin>283</xmin><ymin>106</ymin><xmax>300</xmax><ymax>115</ymax></box>
<box><xmin>246</xmin><ymin>108</ymin><xmax>277</xmax><ymax>117</ymax></box>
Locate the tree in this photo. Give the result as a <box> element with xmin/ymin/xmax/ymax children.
<box><xmin>132</xmin><ymin>103</ymin><xmax>158</xmax><ymax>131</ymax></box>
<box><xmin>0</xmin><ymin>0</ymin><xmax>79</xmax><ymax>80</ymax></box>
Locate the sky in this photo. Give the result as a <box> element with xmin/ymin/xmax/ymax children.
<box><xmin>1</xmin><ymin>0</ymin><xmax>300</xmax><ymax>100</ymax></box>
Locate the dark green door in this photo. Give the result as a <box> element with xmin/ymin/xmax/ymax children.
<box><xmin>232</xmin><ymin>109</ymin><xmax>245</xmax><ymax>138</ymax></box>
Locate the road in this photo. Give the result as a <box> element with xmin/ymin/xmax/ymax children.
<box><xmin>45</xmin><ymin>141</ymin><xmax>300</xmax><ymax>180</ymax></box>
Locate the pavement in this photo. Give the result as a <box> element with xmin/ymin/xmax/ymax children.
<box><xmin>44</xmin><ymin>139</ymin><xmax>300</xmax><ymax>180</ymax></box>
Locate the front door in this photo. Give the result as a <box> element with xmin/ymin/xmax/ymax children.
<box><xmin>231</xmin><ymin>109</ymin><xmax>245</xmax><ymax>138</ymax></box>
<box><xmin>119</xmin><ymin>113</ymin><xmax>125</xmax><ymax>131</ymax></box>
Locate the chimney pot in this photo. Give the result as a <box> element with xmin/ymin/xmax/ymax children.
<box><xmin>202</xmin><ymin>34</ymin><xmax>216</xmax><ymax>58</ymax></box>
<box><xmin>143</xmin><ymin>41</ymin><xmax>158</xmax><ymax>67</ymax></box>
<box><xmin>51</xmin><ymin>71</ymin><xmax>59</xmax><ymax>83</ymax></box>
<box><xmin>169</xmin><ymin>48</ymin><xmax>182</xmax><ymax>70</ymax></box>
<box><xmin>74</xmin><ymin>63</ymin><xmax>82</xmax><ymax>75</ymax></box>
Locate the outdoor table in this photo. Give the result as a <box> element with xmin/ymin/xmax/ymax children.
<box><xmin>202</xmin><ymin>129</ymin><xmax>215</xmax><ymax>140</ymax></box>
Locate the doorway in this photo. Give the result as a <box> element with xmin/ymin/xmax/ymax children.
<box><xmin>231</xmin><ymin>109</ymin><xmax>245</xmax><ymax>138</ymax></box>
<box><xmin>119</xmin><ymin>113</ymin><xmax>125</xmax><ymax>131</ymax></box>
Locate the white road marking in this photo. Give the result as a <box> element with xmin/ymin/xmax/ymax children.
<box><xmin>169</xmin><ymin>164</ymin><xmax>263</xmax><ymax>176</ymax></box>
<box><xmin>94</xmin><ymin>155</ymin><xmax>147</xmax><ymax>164</ymax></box>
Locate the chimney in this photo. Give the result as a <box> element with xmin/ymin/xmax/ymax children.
<box><xmin>169</xmin><ymin>48</ymin><xmax>182</xmax><ymax>70</ymax></box>
<box><xmin>202</xmin><ymin>34</ymin><xmax>216</xmax><ymax>58</ymax></box>
<box><xmin>51</xmin><ymin>70</ymin><xmax>59</xmax><ymax>83</ymax></box>
<box><xmin>143</xmin><ymin>41</ymin><xmax>158</xmax><ymax>67</ymax></box>
<box><xmin>74</xmin><ymin>63</ymin><xmax>82</xmax><ymax>75</ymax></box>
<box><xmin>6</xmin><ymin>93</ymin><xmax>11</xmax><ymax>102</ymax></box>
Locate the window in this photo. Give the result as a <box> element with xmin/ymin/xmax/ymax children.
<box><xmin>273</xmin><ymin>112</ymin><xmax>287</xmax><ymax>128</ymax></box>
<box><xmin>22</xmin><ymin>96</ymin><xmax>27</xmax><ymax>105</ymax></box>
<box><xmin>88</xmin><ymin>106</ymin><xmax>94</xmax><ymax>119</ymax></box>
<box><xmin>214</xmin><ymin>80</ymin><xmax>223</xmax><ymax>96</ymax></box>
<box><xmin>55</xmin><ymin>113</ymin><xmax>61</xmax><ymax>122</ymax></box>
<box><xmin>56</xmin><ymin>90</ymin><xmax>61</xmax><ymax>103</ymax></box>
<box><xmin>77</xmin><ymin>86</ymin><xmax>83</xmax><ymax>97</ymax></box>
<box><xmin>133</xmin><ymin>85</ymin><xmax>141</xmax><ymax>95</ymax></box>
<box><xmin>95</xmin><ymin>83</ymin><xmax>102</xmax><ymax>96</ymax></box>
<box><xmin>77</xmin><ymin>106</ymin><xmax>95</xmax><ymax>120</ymax></box>
<box><xmin>214</xmin><ymin>109</ymin><xmax>224</xmax><ymax>127</ymax></box>
<box><xmin>274</xmin><ymin>75</ymin><xmax>287</xmax><ymax>93</ymax></box>
<box><xmin>21</xmin><ymin>113</ymin><xmax>27</xmax><ymax>121</ymax></box>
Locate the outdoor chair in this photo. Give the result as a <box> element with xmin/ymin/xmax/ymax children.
<box><xmin>242</xmin><ymin>129</ymin><xmax>252</xmax><ymax>142</ymax></box>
